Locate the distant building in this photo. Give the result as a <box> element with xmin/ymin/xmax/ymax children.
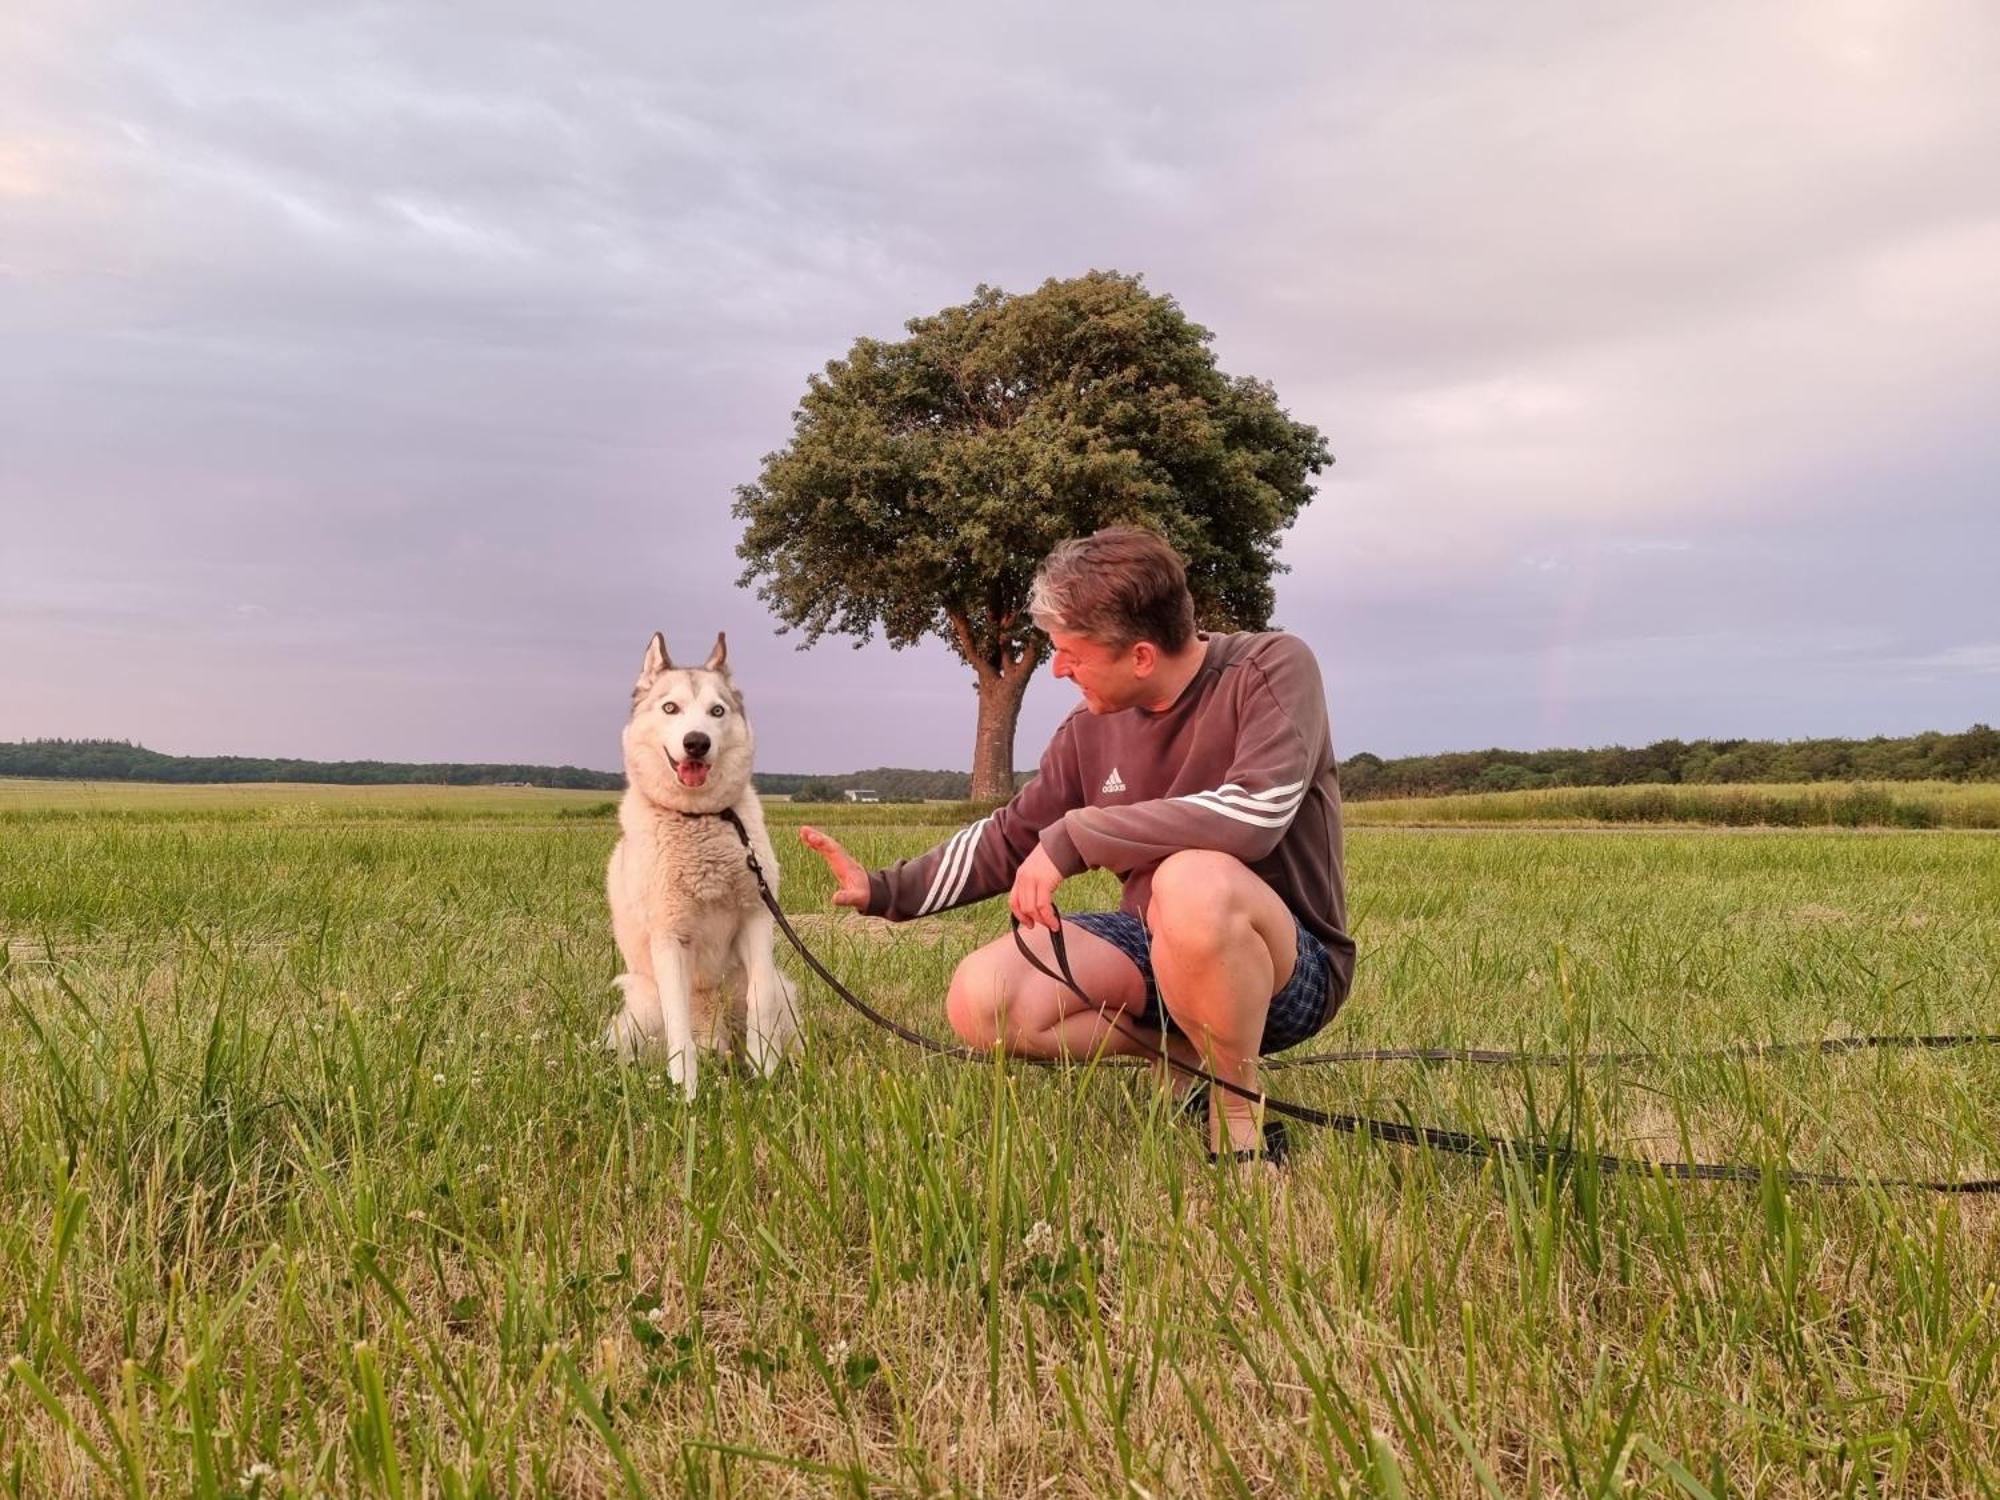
<box><xmin>843</xmin><ymin>788</ymin><xmax>881</xmax><ymax>803</ymax></box>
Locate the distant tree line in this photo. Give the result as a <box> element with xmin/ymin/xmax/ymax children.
<box><xmin>754</xmin><ymin>767</ymin><xmax>1019</xmax><ymax>802</ymax></box>
<box><xmin>0</xmin><ymin>739</ymin><xmax>623</xmax><ymax>790</ymax></box>
<box><xmin>1338</xmin><ymin>725</ymin><xmax>2000</xmax><ymax>800</ymax></box>
<box><xmin>7</xmin><ymin>727</ymin><xmax>1996</xmax><ymax>800</ymax></box>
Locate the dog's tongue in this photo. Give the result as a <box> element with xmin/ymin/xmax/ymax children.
<box><xmin>676</xmin><ymin>760</ymin><xmax>710</xmax><ymax>789</ymax></box>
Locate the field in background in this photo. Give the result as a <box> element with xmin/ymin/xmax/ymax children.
<box><xmin>13</xmin><ymin>776</ymin><xmax>2000</xmax><ymax>830</ymax></box>
<box><xmin>3</xmin><ymin>787</ymin><xmax>1999</xmax><ymax>1493</ymax></box>
<box><xmin>1345</xmin><ymin>780</ymin><xmax>2000</xmax><ymax>830</ymax></box>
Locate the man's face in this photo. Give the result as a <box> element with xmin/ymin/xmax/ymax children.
<box><xmin>1048</xmin><ymin>629</ymin><xmax>1146</xmax><ymax>714</ymax></box>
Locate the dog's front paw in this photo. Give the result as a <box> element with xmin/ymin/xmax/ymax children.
<box><xmin>665</xmin><ymin>1046</ymin><xmax>699</xmax><ymax>1101</ymax></box>
<box><xmin>744</xmin><ymin>974</ymin><xmax>800</xmax><ymax>1078</ymax></box>
<box><xmin>744</xmin><ymin>1028</ymin><xmax>788</xmax><ymax>1078</ymax></box>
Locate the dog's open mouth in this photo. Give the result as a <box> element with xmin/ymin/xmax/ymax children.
<box><xmin>668</xmin><ymin>752</ymin><xmax>710</xmax><ymax>789</ymax></box>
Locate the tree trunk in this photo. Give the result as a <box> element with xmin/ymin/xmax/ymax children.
<box><xmin>968</xmin><ymin>651</ymin><xmax>1038</xmax><ymax>803</ymax></box>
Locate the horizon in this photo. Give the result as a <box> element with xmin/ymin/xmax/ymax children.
<box><xmin>6</xmin><ymin>4</ymin><xmax>1998</xmax><ymax>768</ymax></box>
<box><xmin>9</xmin><ymin>717</ymin><xmax>1993</xmax><ymax>785</ymax></box>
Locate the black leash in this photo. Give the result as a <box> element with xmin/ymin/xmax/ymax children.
<box><xmin>1268</xmin><ymin>1033</ymin><xmax>2000</xmax><ymax>1070</ymax></box>
<box><xmin>722</xmin><ymin>813</ymin><xmax>2000</xmax><ymax>1193</ymax></box>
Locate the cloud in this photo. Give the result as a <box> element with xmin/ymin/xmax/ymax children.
<box><xmin>1903</xmin><ymin>644</ymin><xmax>2000</xmax><ymax>676</ymax></box>
<box><xmin>3</xmin><ymin>0</ymin><xmax>1997</xmax><ymax>766</ymax></box>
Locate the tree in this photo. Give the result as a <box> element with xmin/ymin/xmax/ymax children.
<box><xmin>733</xmin><ymin>270</ymin><xmax>1332</xmax><ymax>800</ymax></box>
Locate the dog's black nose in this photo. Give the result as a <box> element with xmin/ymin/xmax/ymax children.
<box><xmin>682</xmin><ymin>732</ymin><xmax>711</xmax><ymax>760</ymax></box>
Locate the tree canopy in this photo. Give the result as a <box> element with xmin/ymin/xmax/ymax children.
<box><xmin>733</xmin><ymin>270</ymin><xmax>1331</xmax><ymax>798</ymax></box>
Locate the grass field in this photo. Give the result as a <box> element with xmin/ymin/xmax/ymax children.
<box><xmin>2</xmin><ymin>784</ymin><xmax>1998</xmax><ymax>1495</ymax></box>
<box><xmin>1346</xmin><ymin>781</ymin><xmax>2000</xmax><ymax>830</ymax></box>
<box><xmin>10</xmin><ymin>777</ymin><xmax>1997</xmax><ymax>830</ymax></box>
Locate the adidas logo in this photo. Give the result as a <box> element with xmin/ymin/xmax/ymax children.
<box><xmin>1100</xmin><ymin>767</ymin><xmax>1127</xmax><ymax>796</ymax></box>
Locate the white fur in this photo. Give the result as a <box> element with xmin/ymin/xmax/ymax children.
<box><xmin>604</xmin><ymin>631</ymin><xmax>799</xmax><ymax>1097</ymax></box>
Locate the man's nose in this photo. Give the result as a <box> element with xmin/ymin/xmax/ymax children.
<box><xmin>682</xmin><ymin>731</ymin><xmax>711</xmax><ymax>759</ymax></box>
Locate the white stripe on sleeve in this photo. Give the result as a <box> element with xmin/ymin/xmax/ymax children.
<box><xmin>939</xmin><ymin>817</ymin><xmax>992</xmax><ymax>910</ymax></box>
<box><xmin>1171</xmin><ymin>779</ymin><xmax>1309</xmax><ymax>829</ymax></box>
<box><xmin>918</xmin><ymin>817</ymin><xmax>990</xmax><ymax>916</ymax></box>
<box><xmin>916</xmin><ymin>825</ymin><xmax>974</xmax><ymax>916</ymax></box>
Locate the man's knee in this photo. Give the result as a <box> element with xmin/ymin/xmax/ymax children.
<box><xmin>1149</xmin><ymin>849</ymin><xmax>1295</xmax><ymax>1003</ymax></box>
<box><xmin>1150</xmin><ymin>850</ymin><xmax>1258</xmax><ymax>957</ymax></box>
<box><xmin>945</xmin><ymin>944</ymin><xmax>1010</xmax><ymax>1050</ymax></box>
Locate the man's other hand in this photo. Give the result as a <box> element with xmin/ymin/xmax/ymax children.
<box><xmin>798</xmin><ymin>826</ymin><xmax>870</xmax><ymax>909</ymax></box>
<box><xmin>1009</xmin><ymin>843</ymin><xmax>1065</xmax><ymax>930</ymax></box>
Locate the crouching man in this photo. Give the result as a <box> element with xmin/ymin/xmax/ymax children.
<box><xmin>800</xmin><ymin>526</ymin><xmax>1355</xmax><ymax>1163</ymax></box>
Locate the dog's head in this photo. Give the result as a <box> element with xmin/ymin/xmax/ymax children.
<box><xmin>622</xmin><ymin>632</ymin><xmax>754</xmax><ymax>812</ymax></box>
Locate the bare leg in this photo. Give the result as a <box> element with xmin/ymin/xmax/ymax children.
<box><xmin>1147</xmin><ymin>851</ymin><xmax>1298</xmax><ymax>1155</ymax></box>
<box><xmin>944</xmin><ymin>924</ymin><xmax>1154</xmax><ymax>1061</ymax></box>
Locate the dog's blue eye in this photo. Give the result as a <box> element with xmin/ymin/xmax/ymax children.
<box><xmin>660</xmin><ymin>702</ymin><xmax>679</xmax><ymax>715</ymax></box>
<box><xmin>708</xmin><ymin>704</ymin><xmax>726</xmax><ymax>717</ymax></box>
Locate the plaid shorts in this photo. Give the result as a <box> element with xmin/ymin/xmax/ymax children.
<box><xmin>1063</xmin><ymin>907</ymin><xmax>1338</xmax><ymax>1056</ymax></box>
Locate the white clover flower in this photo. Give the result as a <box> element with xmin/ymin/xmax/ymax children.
<box><xmin>646</xmin><ymin>1306</ymin><xmax>668</xmax><ymax>1327</ymax></box>
<box><xmin>1021</xmin><ymin>1220</ymin><xmax>1056</xmax><ymax>1257</ymax></box>
<box><xmin>242</xmin><ymin>1460</ymin><xmax>278</xmax><ymax>1484</ymax></box>
<box><xmin>826</xmin><ymin>1338</ymin><xmax>850</xmax><ymax>1364</ymax></box>
<box><xmin>432</xmin><ymin>1072</ymin><xmax>447</xmax><ymax>1086</ymax></box>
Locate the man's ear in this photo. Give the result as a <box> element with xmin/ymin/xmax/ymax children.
<box><xmin>633</xmin><ymin>632</ymin><xmax>671</xmax><ymax>707</ymax></box>
<box><xmin>1129</xmin><ymin>640</ymin><xmax>1158</xmax><ymax>676</ymax></box>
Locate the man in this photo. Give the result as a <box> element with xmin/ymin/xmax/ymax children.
<box><xmin>799</xmin><ymin>526</ymin><xmax>1354</xmax><ymax>1163</ymax></box>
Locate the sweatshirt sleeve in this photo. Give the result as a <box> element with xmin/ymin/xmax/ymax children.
<box><xmin>1058</xmin><ymin>635</ymin><xmax>1327</xmax><ymax>876</ymax></box>
<box><xmin>863</xmin><ymin>716</ymin><xmax>1086</xmax><ymax>921</ymax></box>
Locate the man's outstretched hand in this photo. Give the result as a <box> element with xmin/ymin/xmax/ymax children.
<box><xmin>798</xmin><ymin>826</ymin><xmax>870</xmax><ymax>909</ymax></box>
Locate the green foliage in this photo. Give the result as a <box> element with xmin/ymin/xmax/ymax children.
<box><xmin>13</xmin><ymin>723</ymin><xmax>1997</xmax><ymax>807</ymax></box>
<box><xmin>733</xmin><ymin>270</ymin><xmax>1330</xmax><ymax>674</ymax></box>
<box><xmin>788</xmin><ymin>777</ymin><xmax>848</xmax><ymax>804</ymax></box>
<box><xmin>0</xmin><ymin>738</ymin><xmax>621</xmax><ymax>790</ymax></box>
<box><xmin>1340</xmin><ymin>724</ymin><xmax>2000</xmax><ymax>800</ymax></box>
<box><xmin>756</xmin><ymin>766</ymin><xmax>1030</xmax><ymax>802</ymax></box>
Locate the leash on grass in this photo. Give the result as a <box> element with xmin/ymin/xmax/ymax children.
<box><xmin>719</xmin><ymin>813</ymin><xmax>2000</xmax><ymax>1193</ymax></box>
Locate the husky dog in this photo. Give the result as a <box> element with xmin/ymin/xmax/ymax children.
<box><xmin>605</xmin><ymin>631</ymin><xmax>798</xmax><ymax>1097</ymax></box>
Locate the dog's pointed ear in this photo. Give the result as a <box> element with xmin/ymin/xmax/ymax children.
<box><xmin>633</xmin><ymin>632</ymin><xmax>671</xmax><ymax>707</ymax></box>
<box><xmin>703</xmin><ymin>632</ymin><xmax>728</xmax><ymax>674</ymax></box>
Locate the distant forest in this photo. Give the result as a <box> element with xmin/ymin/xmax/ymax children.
<box><xmin>1338</xmin><ymin>724</ymin><xmax>2000</xmax><ymax>799</ymax></box>
<box><xmin>6</xmin><ymin>727</ymin><xmax>1997</xmax><ymax>800</ymax></box>
<box><xmin>0</xmin><ymin>739</ymin><xmax>624</xmax><ymax>791</ymax></box>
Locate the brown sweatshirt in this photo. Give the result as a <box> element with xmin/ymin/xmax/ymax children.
<box><xmin>864</xmin><ymin>631</ymin><xmax>1355</xmax><ymax>996</ymax></box>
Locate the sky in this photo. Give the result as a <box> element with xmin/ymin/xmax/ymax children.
<box><xmin>4</xmin><ymin>1</ymin><xmax>1997</xmax><ymax>774</ymax></box>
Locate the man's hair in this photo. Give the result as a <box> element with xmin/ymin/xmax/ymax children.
<box><xmin>1028</xmin><ymin>525</ymin><xmax>1197</xmax><ymax>652</ymax></box>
